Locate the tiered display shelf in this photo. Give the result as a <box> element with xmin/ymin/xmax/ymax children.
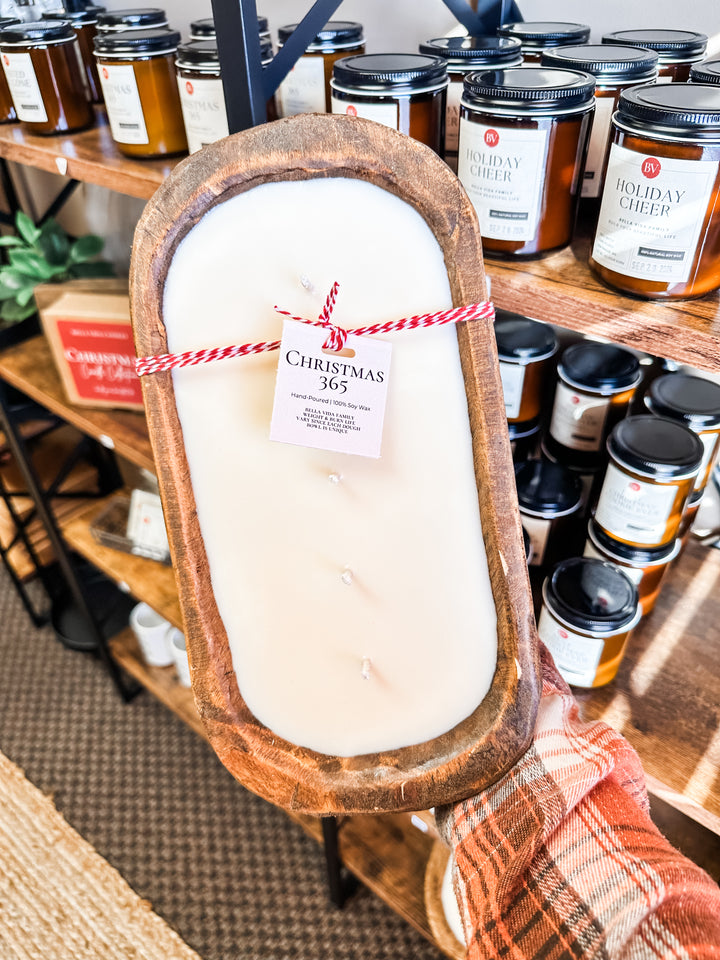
<box><xmin>0</xmin><ymin>109</ymin><xmax>719</xmax><ymax>957</ymax></box>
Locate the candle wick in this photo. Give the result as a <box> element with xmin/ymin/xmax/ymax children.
<box><xmin>328</xmin><ymin>472</ymin><xmax>342</xmax><ymax>485</ymax></box>
<box><xmin>300</xmin><ymin>274</ymin><xmax>315</xmax><ymax>292</ymax></box>
<box><xmin>341</xmin><ymin>567</ymin><xmax>354</xmax><ymax>586</ymax></box>
<box><xmin>361</xmin><ymin>657</ymin><xmax>372</xmax><ymax>681</ymax></box>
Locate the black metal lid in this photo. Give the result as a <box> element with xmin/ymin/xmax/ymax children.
<box><xmin>278</xmin><ymin>20</ymin><xmax>363</xmax><ymax>50</ymax></box>
<box><xmin>645</xmin><ymin>373</ymin><xmax>720</xmax><ymax>430</ymax></box>
<box><xmin>0</xmin><ymin>17</ymin><xmax>20</xmax><ymax>27</ymax></box>
<box><xmin>690</xmin><ymin>59</ymin><xmax>720</xmax><ymax>84</ymax></box>
<box><xmin>177</xmin><ymin>36</ymin><xmax>272</xmax><ymax>66</ymax></box>
<box><xmin>0</xmin><ymin>18</ymin><xmax>76</xmax><ymax>43</ymax></box>
<box><xmin>514</xmin><ymin>459</ymin><xmax>583</xmax><ymax>516</ymax></box>
<box><xmin>559</xmin><ymin>341</ymin><xmax>641</xmax><ymax>392</ymax></box>
<box><xmin>419</xmin><ymin>35</ymin><xmax>522</xmax><ymax>67</ymax></box>
<box><xmin>94</xmin><ymin>26</ymin><xmax>179</xmax><ymax>54</ymax></box>
<box><xmin>615</xmin><ymin>82</ymin><xmax>720</xmax><ymax>138</ymax></box>
<box><xmin>602</xmin><ymin>29</ymin><xmax>707</xmax><ymax>61</ymax></box>
<box><xmin>46</xmin><ymin>6</ymin><xmax>105</xmax><ymax>25</ymax></box>
<box><xmin>189</xmin><ymin>14</ymin><xmax>269</xmax><ymax>40</ymax></box>
<box><xmin>96</xmin><ymin>7</ymin><xmax>167</xmax><ymax>30</ymax></box>
<box><xmin>494</xmin><ymin>310</ymin><xmax>557</xmax><ymax>361</ymax></box>
<box><xmin>608</xmin><ymin>415</ymin><xmax>704</xmax><ymax>478</ymax></box>
<box><xmin>544</xmin><ymin>557</ymin><xmax>639</xmax><ymax>632</ymax></box>
<box><xmin>332</xmin><ymin>53</ymin><xmax>447</xmax><ymax>91</ymax></box>
<box><xmin>587</xmin><ymin>517</ymin><xmax>679</xmax><ymax>565</ymax></box>
<box><xmin>497</xmin><ymin>20</ymin><xmax>590</xmax><ymax>49</ymax></box>
<box><xmin>463</xmin><ymin>67</ymin><xmax>595</xmax><ymax>110</ymax></box>
<box><xmin>541</xmin><ymin>43</ymin><xmax>658</xmax><ymax>81</ymax></box>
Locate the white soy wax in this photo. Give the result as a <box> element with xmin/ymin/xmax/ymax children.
<box><xmin>162</xmin><ymin>177</ymin><xmax>497</xmax><ymax>757</ymax></box>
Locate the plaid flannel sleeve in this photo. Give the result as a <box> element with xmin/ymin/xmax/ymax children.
<box><xmin>435</xmin><ymin>645</ymin><xmax>720</xmax><ymax>960</ymax></box>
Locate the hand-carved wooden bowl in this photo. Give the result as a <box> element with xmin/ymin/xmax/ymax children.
<box><xmin>130</xmin><ymin>113</ymin><xmax>540</xmax><ymax>816</ymax></box>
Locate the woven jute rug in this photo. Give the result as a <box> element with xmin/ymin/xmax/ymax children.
<box><xmin>0</xmin><ymin>748</ymin><xmax>202</xmax><ymax>960</ymax></box>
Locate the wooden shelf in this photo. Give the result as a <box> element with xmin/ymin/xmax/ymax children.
<box><xmin>0</xmin><ymin>107</ymin><xmax>181</xmax><ymax>201</ymax></box>
<box><xmin>61</xmin><ymin>494</ymin><xmax>182</xmax><ymax>628</ymax></box>
<box><xmin>0</xmin><ymin>336</ymin><xmax>154</xmax><ymax>473</ymax></box>
<box><xmin>485</xmin><ymin>231</ymin><xmax>720</xmax><ymax>375</ymax></box>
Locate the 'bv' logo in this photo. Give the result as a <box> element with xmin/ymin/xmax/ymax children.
<box><xmin>641</xmin><ymin>157</ymin><xmax>661</xmax><ymax>179</ymax></box>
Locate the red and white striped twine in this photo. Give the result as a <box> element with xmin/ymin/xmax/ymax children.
<box><xmin>135</xmin><ymin>283</ymin><xmax>494</xmax><ymax>377</ymax></box>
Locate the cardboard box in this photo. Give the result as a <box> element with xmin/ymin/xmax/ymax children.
<box><xmin>39</xmin><ymin>281</ymin><xmax>144</xmax><ymax>411</ymax></box>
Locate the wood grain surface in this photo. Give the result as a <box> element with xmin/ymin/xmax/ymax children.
<box><xmin>130</xmin><ymin>113</ymin><xmax>541</xmax><ymax>815</ymax></box>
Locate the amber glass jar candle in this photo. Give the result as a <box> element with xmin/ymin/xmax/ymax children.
<box><xmin>0</xmin><ymin>17</ymin><xmax>19</xmax><ymax>122</ymax></box>
<box><xmin>546</xmin><ymin>341</ymin><xmax>642</xmax><ymax>469</ymax></box>
<box><xmin>458</xmin><ymin>67</ymin><xmax>595</xmax><ymax>259</ymax></box>
<box><xmin>601</xmin><ymin>29</ymin><xmax>707</xmax><ymax>83</ymax></box>
<box><xmin>94</xmin><ymin>28</ymin><xmax>186</xmax><ymax>158</ymax></box>
<box><xmin>47</xmin><ymin>7</ymin><xmax>104</xmax><ymax>103</ymax></box>
<box><xmin>594</xmin><ymin>415</ymin><xmax>703</xmax><ymax>548</ymax></box>
<box><xmin>331</xmin><ymin>53</ymin><xmax>447</xmax><ymax>153</ymax></box>
<box><xmin>176</xmin><ymin>37</ymin><xmax>275</xmax><ymax>153</ymax></box>
<box><xmin>496</xmin><ymin>21</ymin><xmax>590</xmax><ymax>64</ymax></box>
<box><xmin>590</xmin><ymin>84</ymin><xmax>720</xmax><ymax>301</ymax></box>
<box><xmin>583</xmin><ymin>517</ymin><xmax>679</xmax><ymax>617</ymax></box>
<box><xmin>418</xmin><ymin>36</ymin><xmax>522</xmax><ymax>171</ymax></box>
<box><xmin>494</xmin><ymin>310</ymin><xmax>557</xmax><ymax>424</ymax></box>
<box><xmin>539</xmin><ymin>557</ymin><xmax>641</xmax><ymax>688</ymax></box>
<box><xmin>644</xmin><ymin>372</ymin><xmax>720</xmax><ymax>493</ymax></box>
<box><xmin>690</xmin><ymin>60</ymin><xmax>720</xmax><ymax>85</ymax></box>
<box><xmin>541</xmin><ymin>45</ymin><xmax>658</xmax><ymax>203</ymax></box>
<box><xmin>96</xmin><ymin>8</ymin><xmax>167</xmax><ymax>32</ymax></box>
<box><xmin>0</xmin><ymin>19</ymin><xmax>93</xmax><ymax>135</ymax></box>
<box><xmin>514</xmin><ymin>459</ymin><xmax>584</xmax><ymax>572</ymax></box>
<box><xmin>540</xmin><ymin>440</ymin><xmax>605</xmax><ymax>519</ymax></box>
<box><xmin>189</xmin><ymin>15</ymin><xmax>270</xmax><ymax>45</ymax></box>
<box><xmin>508</xmin><ymin>418</ymin><xmax>541</xmax><ymax>463</ymax></box>
<box><xmin>277</xmin><ymin>20</ymin><xmax>364</xmax><ymax>116</ymax></box>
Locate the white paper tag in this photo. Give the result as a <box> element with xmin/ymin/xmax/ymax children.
<box><xmin>270</xmin><ymin>319</ymin><xmax>392</xmax><ymax>458</ymax></box>
<box><xmin>126</xmin><ymin>488</ymin><xmax>170</xmax><ymax>561</ymax></box>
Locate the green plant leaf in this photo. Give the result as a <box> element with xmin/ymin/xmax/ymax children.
<box><xmin>69</xmin><ymin>234</ymin><xmax>104</xmax><ymax>263</ymax></box>
<box><xmin>0</xmin><ymin>267</ymin><xmax>33</xmax><ymax>290</ymax></box>
<box><xmin>68</xmin><ymin>260</ymin><xmax>115</xmax><ymax>279</ymax></box>
<box><xmin>0</xmin><ymin>279</ymin><xmax>24</xmax><ymax>300</ymax></box>
<box><xmin>8</xmin><ymin>249</ymin><xmax>59</xmax><ymax>280</ymax></box>
<box><xmin>37</xmin><ymin>220</ymin><xmax>70</xmax><ymax>266</ymax></box>
<box><xmin>15</xmin><ymin>211</ymin><xmax>40</xmax><ymax>246</ymax></box>
<box><xmin>15</xmin><ymin>286</ymin><xmax>37</xmax><ymax>307</ymax></box>
<box><xmin>1</xmin><ymin>298</ymin><xmax>36</xmax><ymax>322</ymax></box>
<box><xmin>0</xmin><ymin>236</ymin><xmax>24</xmax><ymax>247</ymax></box>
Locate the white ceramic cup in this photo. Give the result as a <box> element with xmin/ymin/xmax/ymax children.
<box><xmin>168</xmin><ymin>626</ymin><xmax>191</xmax><ymax>687</ymax></box>
<box><xmin>129</xmin><ymin>602</ymin><xmax>173</xmax><ymax>667</ymax></box>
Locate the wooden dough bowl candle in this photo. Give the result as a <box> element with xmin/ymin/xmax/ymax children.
<box><xmin>130</xmin><ymin>113</ymin><xmax>540</xmax><ymax>815</ymax></box>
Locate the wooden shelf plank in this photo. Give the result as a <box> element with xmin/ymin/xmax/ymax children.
<box><xmin>575</xmin><ymin>538</ymin><xmax>720</xmax><ymax>835</ymax></box>
<box><xmin>0</xmin><ymin>108</ymin><xmax>180</xmax><ymax>200</ymax></box>
<box><xmin>0</xmin><ymin>336</ymin><xmax>154</xmax><ymax>473</ymax></box>
<box><xmin>486</xmin><ymin>231</ymin><xmax>720</xmax><ymax>374</ymax></box>
<box><xmin>62</xmin><ymin>495</ymin><xmax>182</xmax><ymax>628</ymax></box>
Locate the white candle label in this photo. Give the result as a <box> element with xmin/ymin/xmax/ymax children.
<box><xmin>444</xmin><ymin>79</ymin><xmax>463</xmax><ymax>167</ymax></box>
<box><xmin>126</xmin><ymin>488</ymin><xmax>170</xmax><ymax>561</ymax></box>
<box><xmin>498</xmin><ymin>360</ymin><xmax>526</xmax><ymax>419</ymax></box>
<box><xmin>457</xmin><ymin>118</ymin><xmax>547</xmax><ymax>241</ymax></box>
<box><xmin>278</xmin><ymin>55</ymin><xmax>326</xmax><ymax>116</ymax></box>
<box><xmin>581</xmin><ymin>95</ymin><xmax>615</xmax><ymax>198</ymax></box>
<box><xmin>592</xmin><ymin>145</ymin><xmax>718</xmax><ymax>284</ymax></box>
<box><xmin>1</xmin><ymin>52</ymin><xmax>48</xmax><ymax>122</ymax></box>
<box><xmin>98</xmin><ymin>63</ymin><xmax>149</xmax><ymax>144</ymax></box>
<box><xmin>595</xmin><ymin>463</ymin><xmax>677</xmax><ymax>545</ymax></box>
<box><xmin>549</xmin><ymin>381</ymin><xmax>610</xmax><ymax>452</ymax></box>
<box><xmin>177</xmin><ymin>75</ymin><xmax>229</xmax><ymax>153</ymax></box>
<box><xmin>331</xmin><ymin>95</ymin><xmax>399</xmax><ymax>130</ymax></box>
<box><xmin>270</xmin><ymin>319</ymin><xmax>392</xmax><ymax>458</ymax></box>
<box><xmin>537</xmin><ymin>606</ymin><xmax>604</xmax><ymax>688</ymax></box>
